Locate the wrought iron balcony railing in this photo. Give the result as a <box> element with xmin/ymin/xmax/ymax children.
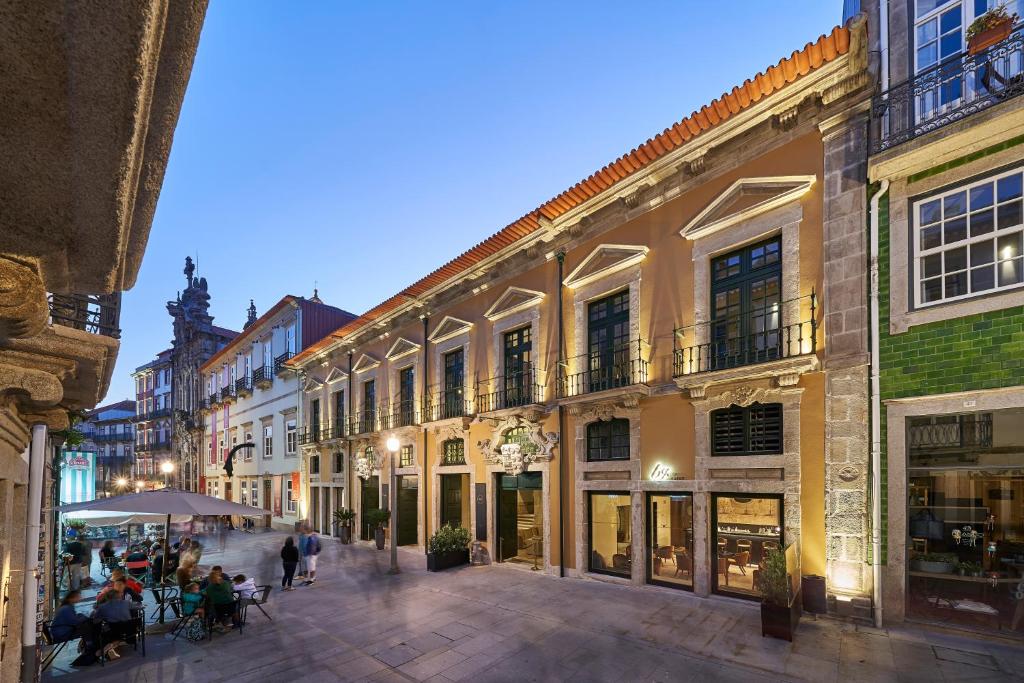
<box><xmin>220</xmin><ymin>386</ymin><xmax>235</xmax><ymax>402</ymax></box>
<box><xmin>557</xmin><ymin>339</ymin><xmax>648</xmax><ymax>399</ymax></box>
<box><xmin>47</xmin><ymin>292</ymin><xmax>122</xmax><ymax>339</ymax></box>
<box><xmin>871</xmin><ymin>26</ymin><xmax>1024</xmax><ymax>153</ymax></box>
<box><xmin>94</xmin><ymin>432</ymin><xmax>134</xmax><ymax>443</ymax></box>
<box><xmin>327</xmin><ymin>418</ymin><xmax>348</xmax><ymax>440</ymax></box>
<box><xmin>136</xmin><ymin>438</ymin><xmax>171</xmax><ymax>452</ymax></box>
<box><xmin>422</xmin><ymin>386</ymin><xmax>472</xmax><ymax>422</ymax></box>
<box><xmin>208</xmin><ymin>392</ymin><xmax>220</xmax><ymax>407</ymax></box>
<box><xmin>298</xmin><ymin>425</ymin><xmax>323</xmax><ymax>446</ymax></box>
<box><xmin>909</xmin><ymin>414</ymin><xmax>993</xmax><ymax>452</ymax></box>
<box><xmin>379</xmin><ymin>400</ymin><xmax>419</xmax><ymax>430</ymax></box>
<box><xmin>196</xmin><ymin>398</ymin><xmax>210</xmax><ymax>413</ymax></box>
<box><xmin>235</xmin><ymin>376</ymin><xmax>252</xmax><ymax>395</ymax></box>
<box><xmin>673</xmin><ymin>293</ymin><xmax>817</xmax><ymax>377</ymax></box>
<box><xmin>149</xmin><ymin>407</ymin><xmax>172</xmax><ymax>419</ymax></box>
<box><xmin>253</xmin><ymin>366</ymin><xmax>273</xmax><ymax>387</ymax></box>
<box><xmin>350</xmin><ymin>410</ymin><xmax>377</xmax><ymax>435</ymax></box>
<box><xmin>274</xmin><ymin>352</ymin><xmax>293</xmax><ymax>375</ymax></box>
<box><xmin>476</xmin><ymin>365</ymin><xmax>542</xmax><ymax>412</ymax></box>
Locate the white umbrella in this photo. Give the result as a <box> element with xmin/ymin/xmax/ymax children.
<box><xmin>56</xmin><ymin>487</ymin><xmax>266</xmax><ymax>517</ymax></box>
<box><xmin>62</xmin><ymin>510</ymin><xmax>192</xmax><ymax>526</ymax></box>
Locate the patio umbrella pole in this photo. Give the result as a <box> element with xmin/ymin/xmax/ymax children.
<box><xmin>160</xmin><ymin>513</ymin><xmax>170</xmax><ymax>623</ymax></box>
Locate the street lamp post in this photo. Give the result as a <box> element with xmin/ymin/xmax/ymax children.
<box><xmin>386</xmin><ymin>436</ymin><xmax>400</xmax><ymax>575</ymax></box>
<box><xmin>160</xmin><ymin>461</ymin><xmax>175</xmax><ymax>488</ymax></box>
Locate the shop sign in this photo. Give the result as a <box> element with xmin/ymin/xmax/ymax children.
<box><xmin>650</xmin><ymin>462</ymin><xmax>673</xmax><ymax>481</ymax></box>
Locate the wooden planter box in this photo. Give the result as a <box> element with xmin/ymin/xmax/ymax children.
<box><xmin>968</xmin><ymin>19</ymin><xmax>1014</xmax><ymax>55</ymax></box>
<box><xmin>761</xmin><ymin>589</ymin><xmax>802</xmax><ymax>642</ymax></box>
<box><xmin>427</xmin><ymin>549</ymin><xmax>469</xmax><ymax>572</ymax></box>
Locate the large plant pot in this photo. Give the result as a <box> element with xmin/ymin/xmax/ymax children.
<box><xmin>427</xmin><ymin>549</ymin><xmax>469</xmax><ymax>572</ymax></box>
<box><xmin>968</xmin><ymin>19</ymin><xmax>1013</xmax><ymax>55</ymax></box>
<box><xmin>374</xmin><ymin>527</ymin><xmax>385</xmax><ymax>550</ymax></box>
<box><xmin>912</xmin><ymin>559</ymin><xmax>955</xmax><ymax>574</ymax></box>
<box><xmin>338</xmin><ymin>526</ymin><xmax>352</xmax><ymax>545</ymax></box>
<box><xmin>761</xmin><ymin>590</ymin><xmax>801</xmax><ymax>642</ymax></box>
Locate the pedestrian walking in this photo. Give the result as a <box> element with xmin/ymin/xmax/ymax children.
<box><xmin>280</xmin><ymin>537</ymin><xmax>298</xmax><ymax>591</ymax></box>
<box><xmin>63</xmin><ymin>535</ymin><xmax>85</xmax><ymax>592</ymax></box>
<box><xmin>303</xmin><ymin>529</ymin><xmax>322</xmax><ymax>585</ymax></box>
<box><xmin>296</xmin><ymin>527</ymin><xmax>309</xmax><ymax>580</ymax></box>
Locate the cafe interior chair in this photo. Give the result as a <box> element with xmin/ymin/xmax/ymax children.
<box><xmin>612</xmin><ymin>554</ymin><xmax>631</xmax><ymax>571</ymax></box>
<box><xmin>761</xmin><ymin>540</ymin><xmax>779</xmax><ymax>564</ymax></box>
<box><xmin>727</xmin><ymin>550</ymin><xmax>751</xmax><ymax>576</ymax></box>
<box><xmin>673</xmin><ymin>549</ymin><xmax>691</xmax><ymax>578</ymax></box>
<box><xmin>656</xmin><ymin>546</ymin><xmax>674</xmax><ymax>565</ymax></box>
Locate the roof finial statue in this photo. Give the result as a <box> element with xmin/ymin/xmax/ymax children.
<box><xmin>184</xmin><ymin>256</ymin><xmax>195</xmax><ymax>285</ymax></box>
<box><xmin>244</xmin><ymin>299</ymin><xmax>257</xmax><ymax>329</ymax></box>
<box><xmin>310</xmin><ymin>284</ymin><xmax>323</xmax><ymax>304</ymax></box>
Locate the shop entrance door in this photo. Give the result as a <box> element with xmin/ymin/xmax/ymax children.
<box><xmin>360</xmin><ymin>476</ymin><xmax>379</xmax><ymax>541</ymax></box>
<box><xmin>496</xmin><ymin>472</ymin><xmax>543</xmax><ymax>564</ymax></box>
<box><xmin>440</xmin><ymin>474</ymin><xmax>463</xmax><ymax>528</ymax></box>
<box><xmin>397</xmin><ymin>476</ymin><xmax>418</xmax><ymax>545</ymax></box>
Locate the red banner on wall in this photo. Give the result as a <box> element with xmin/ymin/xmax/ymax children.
<box><xmin>291</xmin><ymin>471</ymin><xmax>301</xmax><ymax>492</ymax></box>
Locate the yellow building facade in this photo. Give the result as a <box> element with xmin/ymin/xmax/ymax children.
<box><xmin>291</xmin><ymin>19</ymin><xmax>876</xmax><ymax>613</ymax></box>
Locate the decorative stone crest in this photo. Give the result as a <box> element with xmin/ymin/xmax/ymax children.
<box><xmin>477</xmin><ymin>414</ymin><xmax>557</xmax><ymax>475</ymax></box>
<box><xmin>837</xmin><ymin>465</ymin><xmax>860</xmax><ymax>483</ymax></box>
<box><xmin>354</xmin><ymin>452</ymin><xmax>377</xmax><ymax>480</ymax></box>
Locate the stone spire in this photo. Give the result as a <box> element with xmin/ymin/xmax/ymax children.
<box><xmin>244</xmin><ymin>299</ymin><xmax>257</xmax><ymax>329</ymax></box>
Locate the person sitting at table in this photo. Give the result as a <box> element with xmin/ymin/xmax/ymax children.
<box><xmin>232</xmin><ymin>574</ymin><xmax>257</xmax><ymax>600</ymax></box>
<box><xmin>98</xmin><ymin>569</ymin><xmax>143</xmax><ymax>602</ymax></box>
<box><xmin>181</xmin><ymin>581</ymin><xmax>205</xmax><ymax>619</ymax></box>
<box><xmin>52</xmin><ymin>590</ymin><xmax>104</xmax><ymax>666</ymax></box>
<box><xmin>200</xmin><ymin>565</ymin><xmax>224</xmax><ymax>590</ymax></box>
<box><xmin>91</xmin><ymin>579</ymin><xmax>136</xmax><ymax>659</ymax></box>
<box><xmin>125</xmin><ymin>545</ymin><xmax>147</xmax><ymax>564</ymax></box>
<box><xmin>99</xmin><ymin>540</ymin><xmax>117</xmax><ymax>563</ymax></box>
<box><xmin>204</xmin><ymin>571</ymin><xmax>237</xmax><ymax>631</ymax></box>
<box><xmin>176</xmin><ymin>558</ymin><xmax>196</xmax><ymax>590</ymax></box>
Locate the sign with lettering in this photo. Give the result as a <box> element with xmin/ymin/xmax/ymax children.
<box><xmin>650</xmin><ymin>462</ymin><xmax>673</xmax><ymax>481</ymax></box>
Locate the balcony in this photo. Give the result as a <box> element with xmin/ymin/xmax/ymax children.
<box><xmin>208</xmin><ymin>392</ymin><xmax>221</xmax><ymax>408</ymax></box>
<box><xmin>909</xmin><ymin>414</ymin><xmax>993</xmax><ymax>453</ymax></box>
<box><xmin>149</xmin><ymin>407</ymin><xmax>172</xmax><ymax>419</ymax></box>
<box><xmin>422</xmin><ymin>386</ymin><xmax>472</xmax><ymax>423</ymax></box>
<box><xmin>557</xmin><ymin>339</ymin><xmax>648</xmax><ymax>399</ymax></box>
<box><xmin>673</xmin><ymin>293</ymin><xmax>817</xmax><ymax>380</ymax></box>
<box><xmin>297</xmin><ymin>425</ymin><xmax>323</xmax><ymax>446</ymax></box>
<box><xmin>274</xmin><ymin>352</ymin><xmax>293</xmax><ymax>375</ymax></box>
<box><xmin>196</xmin><ymin>398</ymin><xmax>210</xmax><ymax>414</ymax></box>
<box><xmin>326</xmin><ymin>419</ymin><xmax>348</xmax><ymax>440</ymax></box>
<box><xmin>47</xmin><ymin>292</ymin><xmax>121</xmax><ymax>339</ymax></box>
<box><xmin>220</xmin><ymin>385</ymin><xmax>236</xmax><ymax>403</ymax></box>
<box><xmin>476</xmin><ymin>366</ymin><xmax>543</xmax><ymax>413</ymax></box>
<box><xmin>350</xmin><ymin>410</ymin><xmax>377</xmax><ymax>435</ymax></box>
<box><xmin>253</xmin><ymin>366</ymin><xmax>273</xmax><ymax>388</ymax></box>
<box><xmin>379</xmin><ymin>400</ymin><xmax>419</xmax><ymax>430</ymax></box>
<box><xmin>136</xmin><ymin>438</ymin><xmax>171</xmax><ymax>452</ymax></box>
<box><xmin>871</xmin><ymin>26</ymin><xmax>1024</xmax><ymax>153</ymax></box>
<box><xmin>235</xmin><ymin>376</ymin><xmax>252</xmax><ymax>397</ymax></box>
<box><xmin>94</xmin><ymin>432</ymin><xmax>134</xmax><ymax>443</ymax></box>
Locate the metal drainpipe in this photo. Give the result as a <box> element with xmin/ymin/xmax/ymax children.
<box><xmin>347</xmin><ymin>350</ymin><xmax>353</xmax><ymax>516</ymax></box>
<box><xmin>422</xmin><ymin>315</ymin><xmax>429</xmax><ymax>555</ymax></box>
<box><xmin>21</xmin><ymin>423</ymin><xmax>47</xmax><ymax>683</ymax></box>
<box><xmin>556</xmin><ymin>251</ymin><xmax>566</xmax><ymax>578</ymax></box>
<box><xmin>869</xmin><ymin>179</ymin><xmax>889</xmax><ymax>629</ymax></box>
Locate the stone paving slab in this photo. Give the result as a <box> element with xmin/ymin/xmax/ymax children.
<box><xmin>43</xmin><ymin>530</ymin><xmax>1024</xmax><ymax>682</ymax></box>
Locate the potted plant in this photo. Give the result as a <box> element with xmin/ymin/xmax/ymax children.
<box><xmin>967</xmin><ymin>6</ymin><xmax>1018</xmax><ymax>55</ymax></box>
<box><xmin>958</xmin><ymin>560</ymin><xmax>983</xmax><ymax>577</ymax></box>
<box><xmin>426</xmin><ymin>523</ymin><xmax>472</xmax><ymax>571</ymax></box>
<box><xmin>333</xmin><ymin>508</ymin><xmax>356</xmax><ymax>544</ymax></box>
<box><xmin>754</xmin><ymin>545</ymin><xmax>801</xmax><ymax>642</ymax></box>
<box><xmin>364</xmin><ymin>508</ymin><xmax>390</xmax><ymax>550</ymax></box>
<box><xmin>911</xmin><ymin>551</ymin><xmax>958</xmax><ymax>574</ymax></box>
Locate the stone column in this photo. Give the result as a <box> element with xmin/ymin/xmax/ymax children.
<box><xmin>820</xmin><ymin>107</ymin><xmax>873</xmax><ymax>619</ymax></box>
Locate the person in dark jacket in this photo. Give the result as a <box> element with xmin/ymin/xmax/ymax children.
<box><xmin>64</xmin><ymin>537</ymin><xmax>86</xmax><ymax>591</ymax></box>
<box><xmin>280</xmin><ymin>537</ymin><xmax>299</xmax><ymax>591</ymax></box>
<box><xmin>51</xmin><ymin>590</ymin><xmax>90</xmax><ymax>642</ymax></box>
<box><xmin>204</xmin><ymin>571</ymin><xmax>237</xmax><ymax>630</ymax></box>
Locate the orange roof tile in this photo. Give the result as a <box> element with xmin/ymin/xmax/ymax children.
<box><xmin>289</xmin><ymin>24</ymin><xmax>851</xmax><ymax>367</ymax></box>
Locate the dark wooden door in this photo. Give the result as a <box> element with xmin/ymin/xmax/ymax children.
<box><xmin>360</xmin><ymin>476</ymin><xmax>379</xmax><ymax>541</ymax></box>
<box><xmin>441</xmin><ymin>475</ymin><xmax>462</xmax><ymax>528</ymax></box>
<box><xmin>397</xmin><ymin>476</ymin><xmax>418</xmax><ymax>545</ymax></box>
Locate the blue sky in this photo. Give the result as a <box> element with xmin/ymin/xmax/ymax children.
<box><xmin>113</xmin><ymin>0</ymin><xmax>843</xmax><ymax>401</ymax></box>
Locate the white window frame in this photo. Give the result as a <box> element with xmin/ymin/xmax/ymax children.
<box><xmin>251</xmin><ymin>479</ymin><xmax>258</xmax><ymax>507</ymax></box>
<box><xmin>285</xmin><ymin>419</ymin><xmax>297</xmax><ymax>455</ymax></box>
<box><xmin>912</xmin><ymin>164</ymin><xmax>1024</xmax><ymax>308</ymax></box>
<box><xmin>263</xmin><ymin>424</ymin><xmax>273</xmax><ymax>458</ymax></box>
<box><xmin>244</xmin><ymin>430</ymin><xmax>253</xmax><ymax>461</ymax></box>
<box><xmin>286</xmin><ymin>478</ymin><xmax>297</xmax><ymax>513</ymax></box>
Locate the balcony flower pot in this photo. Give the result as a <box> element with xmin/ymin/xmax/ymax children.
<box><xmin>427</xmin><ymin>549</ymin><xmax>470</xmax><ymax>572</ymax></box>
<box><xmin>426</xmin><ymin>523</ymin><xmax>472</xmax><ymax>572</ymax></box>
<box><xmin>967</xmin><ymin>9</ymin><xmax>1016</xmax><ymax>55</ymax></box>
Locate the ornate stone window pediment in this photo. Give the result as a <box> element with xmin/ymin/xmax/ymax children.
<box><xmin>352</xmin><ymin>353</ymin><xmax>381</xmax><ymax>373</ymax></box>
<box><xmin>477</xmin><ymin>414</ymin><xmax>558</xmax><ymax>475</ymax></box>
<box><xmin>484</xmin><ymin>286</ymin><xmax>545</xmax><ymax>321</ymax></box>
<box><xmin>385</xmin><ymin>337</ymin><xmax>421</xmax><ymax>361</ymax></box>
<box><xmin>680</xmin><ymin>176</ymin><xmax>815</xmax><ymax>241</ymax></box>
<box><xmin>563</xmin><ymin>244</ymin><xmax>649</xmax><ymax>289</ymax></box>
<box><xmin>324</xmin><ymin>366</ymin><xmax>347</xmax><ymax>384</ymax></box>
<box><xmin>302</xmin><ymin>376</ymin><xmax>323</xmax><ymax>392</ymax></box>
<box><xmin>428</xmin><ymin>316</ymin><xmax>473</xmax><ymax>343</ymax></box>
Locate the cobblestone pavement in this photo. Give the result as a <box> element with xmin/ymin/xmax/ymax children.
<box><xmin>44</xmin><ymin>530</ymin><xmax>1023</xmax><ymax>682</ymax></box>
